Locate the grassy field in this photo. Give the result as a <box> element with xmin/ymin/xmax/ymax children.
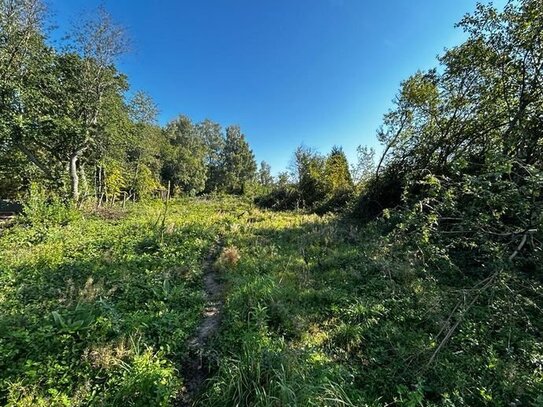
<box><xmin>0</xmin><ymin>197</ymin><xmax>541</xmax><ymax>406</ymax></box>
<box><xmin>0</xmin><ymin>198</ymin><xmax>230</xmax><ymax>405</ymax></box>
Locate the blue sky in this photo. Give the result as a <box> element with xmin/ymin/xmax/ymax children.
<box><xmin>47</xmin><ymin>0</ymin><xmax>505</xmax><ymax>174</ymax></box>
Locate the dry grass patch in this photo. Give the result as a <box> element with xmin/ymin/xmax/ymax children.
<box><xmin>216</xmin><ymin>246</ymin><xmax>241</xmax><ymax>270</ymax></box>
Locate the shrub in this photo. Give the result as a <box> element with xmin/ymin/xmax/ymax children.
<box><xmin>22</xmin><ymin>183</ymin><xmax>79</xmax><ymax>227</ymax></box>
<box><xmin>254</xmin><ymin>186</ymin><xmax>300</xmax><ymax>211</ymax></box>
<box><xmin>133</xmin><ymin>164</ymin><xmax>160</xmax><ymax>200</ymax></box>
<box><xmin>111</xmin><ymin>349</ymin><xmax>180</xmax><ymax>407</ymax></box>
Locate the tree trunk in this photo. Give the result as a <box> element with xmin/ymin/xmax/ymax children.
<box><xmin>70</xmin><ymin>154</ymin><xmax>79</xmax><ymax>201</ymax></box>
<box><xmin>96</xmin><ymin>165</ymin><xmax>103</xmax><ymax>202</ymax></box>
<box><xmin>80</xmin><ymin>162</ymin><xmax>88</xmax><ymax>198</ymax></box>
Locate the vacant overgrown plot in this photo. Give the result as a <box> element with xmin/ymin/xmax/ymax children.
<box><xmin>1</xmin><ymin>196</ymin><xmax>541</xmax><ymax>405</ymax></box>
<box><xmin>197</xmin><ymin>204</ymin><xmax>542</xmax><ymax>406</ymax></box>
<box><xmin>1</xmin><ymin>0</ymin><xmax>542</xmax><ymax>405</ymax></box>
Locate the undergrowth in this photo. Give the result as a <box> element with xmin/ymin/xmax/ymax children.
<box><xmin>0</xmin><ymin>197</ymin><xmax>238</xmax><ymax>405</ymax></box>
<box><xmin>199</xmin><ymin>203</ymin><xmax>543</xmax><ymax>406</ymax></box>
<box><xmin>1</xmin><ymin>197</ymin><xmax>541</xmax><ymax>405</ymax></box>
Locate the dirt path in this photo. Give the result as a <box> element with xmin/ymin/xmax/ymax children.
<box><xmin>177</xmin><ymin>240</ymin><xmax>224</xmax><ymax>406</ymax></box>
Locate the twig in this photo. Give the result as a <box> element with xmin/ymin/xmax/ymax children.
<box><xmin>425</xmin><ymin>271</ymin><xmax>498</xmax><ymax>369</ymax></box>
<box><xmin>509</xmin><ymin>229</ymin><xmax>536</xmax><ymax>260</ymax></box>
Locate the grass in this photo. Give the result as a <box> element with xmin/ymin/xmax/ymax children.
<box><xmin>1</xmin><ymin>197</ymin><xmax>541</xmax><ymax>406</ymax></box>
<box><xmin>198</xmin><ymin>202</ymin><xmax>542</xmax><ymax>406</ymax></box>
<box><xmin>0</xmin><ymin>198</ymin><xmax>238</xmax><ymax>405</ymax></box>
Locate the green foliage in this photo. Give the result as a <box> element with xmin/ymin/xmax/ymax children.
<box><xmin>258</xmin><ymin>160</ymin><xmax>274</xmax><ymax>188</ymax></box>
<box><xmin>198</xmin><ymin>119</ymin><xmax>226</xmax><ymax>193</ymax></box>
<box><xmin>320</xmin><ymin>146</ymin><xmax>354</xmax><ymax>212</ymax></box>
<box><xmin>51</xmin><ymin>302</ymin><xmax>96</xmax><ymax>335</ymax></box>
<box><xmin>110</xmin><ymin>348</ymin><xmax>179</xmax><ymax>406</ymax></box>
<box><xmin>323</xmin><ymin>146</ymin><xmax>353</xmax><ymax>195</ymax></box>
<box><xmin>104</xmin><ymin>160</ymin><xmax>128</xmax><ymax>201</ymax></box>
<box><xmin>356</xmin><ymin>0</ymin><xmax>543</xmax><ymax>270</ymax></box>
<box><xmin>351</xmin><ymin>145</ymin><xmax>375</xmax><ymax>189</ymax></box>
<box><xmin>22</xmin><ymin>183</ymin><xmax>79</xmax><ymax>227</ymax></box>
<box><xmin>201</xmin><ymin>337</ymin><xmax>357</xmax><ymax>407</ymax></box>
<box><xmin>254</xmin><ymin>184</ymin><xmax>301</xmax><ymax>211</ymax></box>
<box><xmin>133</xmin><ymin>164</ymin><xmax>159</xmax><ymax>199</ymax></box>
<box><xmin>0</xmin><ymin>1</ymin><xmax>134</xmax><ymax>200</ymax></box>
<box><xmin>198</xmin><ymin>203</ymin><xmax>542</xmax><ymax>406</ymax></box>
<box><xmin>2</xmin><ymin>1</ymin><xmax>543</xmax><ymax>406</ymax></box>
<box><xmin>219</xmin><ymin>125</ymin><xmax>258</xmax><ymax>194</ymax></box>
<box><xmin>0</xmin><ymin>2</ymin><xmax>264</xmax><ymax>203</ymax></box>
<box><xmin>161</xmin><ymin>115</ymin><xmax>208</xmax><ymax>195</ymax></box>
<box><xmin>344</xmin><ymin>2</ymin><xmax>543</xmax><ymax>404</ymax></box>
<box><xmin>2</xmin><ymin>196</ymin><xmax>542</xmax><ymax>405</ymax></box>
<box><xmin>256</xmin><ymin>146</ymin><xmax>355</xmax><ymax>213</ymax></box>
<box><xmin>0</xmin><ymin>198</ymin><xmax>236</xmax><ymax>406</ymax></box>
<box><xmin>294</xmin><ymin>145</ymin><xmax>326</xmax><ymax>207</ymax></box>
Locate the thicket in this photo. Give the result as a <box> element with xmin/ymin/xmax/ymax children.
<box><xmin>355</xmin><ymin>0</ymin><xmax>543</xmax><ymax>273</ymax></box>
<box><xmin>256</xmin><ymin>145</ymin><xmax>357</xmax><ymax>213</ymax></box>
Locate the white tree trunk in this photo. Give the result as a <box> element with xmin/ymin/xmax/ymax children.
<box><xmin>70</xmin><ymin>154</ymin><xmax>79</xmax><ymax>201</ymax></box>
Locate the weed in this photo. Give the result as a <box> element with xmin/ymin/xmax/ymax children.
<box><xmin>216</xmin><ymin>246</ymin><xmax>241</xmax><ymax>270</ymax></box>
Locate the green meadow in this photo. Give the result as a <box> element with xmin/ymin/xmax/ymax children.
<box><xmin>1</xmin><ymin>198</ymin><xmax>540</xmax><ymax>406</ymax></box>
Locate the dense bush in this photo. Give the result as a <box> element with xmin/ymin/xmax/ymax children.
<box><xmin>254</xmin><ymin>185</ymin><xmax>301</xmax><ymax>211</ymax></box>
<box><xmin>256</xmin><ymin>146</ymin><xmax>355</xmax><ymax>213</ymax></box>
<box><xmin>22</xmin><ymin>183</ymin><xmax>80</xmax><ymax>227</ymax></box>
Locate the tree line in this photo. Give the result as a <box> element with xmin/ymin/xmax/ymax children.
<box><xmin>0</xmin><ymin>0</ymin><xmax>379</xmax><ymax>210</ymax></box>
<box><xmin>1</xmin><ymin>0</ymin><xmax>542</xmax><ymax>271</ymax></box>
<box><xmin>0</xmin><ymin>1</ymin><xmax>261</xmax><ymax>202</ymax></box>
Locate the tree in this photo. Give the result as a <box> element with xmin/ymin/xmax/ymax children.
<box><xmin>318</xmin><ymin>146</ymin><xmax>354</xmax><ymax>212</ymax></box>
<box><xmin>161</xmin><ymin>115</ymin><xmax>207</xmax><ymax>195</ymax></box>
<box><xmin>359</xmin><ymin>0</ymin><xmax>543</xmax><ymax>266</ymax></box>
<box><xmin>276</xmin><ymin>171</ymin><xmax>290</xmax><ymax>189</ymax></box>
<box><xmin>64</xmin><ymin>7</ymin><xmax>129</xmax><ymax>200</ymax></box>
<box><xmin>291</xmin><ymin>145</ymin><xmax>325</xmax><ymax>207</ymax></box>
<box><xmin>196</xmin><ymin>119</ymin><xmax>225</xmax><ymax>193</ymax></box>
<box><xmin>129</xmin><ymin>91</ymin><xmax>159</xmax><ymax>125</ymax></box>
<box><xmin>125</xmin><ymin>91</ymin><xmax>162</xmax><ymax>199</ymax></box>
<box><xmin>0</xmin><ymin>0</ymin><xmax>45</xmax><ymax>84</ymax></box>
<box><xmin>219</xmin><ymin>125</ymin><xmax>257</xmax><ymax>194</ymax></box>
<box><xmin>352</xmin><ymin>145</ymin><xmax>375</xmax><ymax>186</ymax></box>
<box><xmin>0</xmin><ymin>3</ymin><xmax>137</xmax><ymax>202</ymax></box>
<box><xmin>258</xmin><ymin>161</ymin><xmax>273</xmax><ymax>187</ymax></box>
<box><xmin>323</xmin><ymin>146</ymin><xmax>353</xmax><ymax>195</ymax></box>
<box><xmin>0</xmin><ymin>0</ymin><xmax>55</xmax><ymax>194</ymax></box>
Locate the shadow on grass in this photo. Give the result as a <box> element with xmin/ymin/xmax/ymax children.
<box><xmin>0</xmin><ymin>220</ymin><xmax>216</xmax><ymax>405</ymax></box>
<box><xmin>199</xmin><ymin>212</ymin><xmax>543</xmax><ymax>406</ymax></box>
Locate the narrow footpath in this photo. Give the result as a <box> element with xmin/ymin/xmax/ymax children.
<box><xmin>177</xmin><ymin>239</ymin><xmax>224</xmax><ymax>406</ymax></box>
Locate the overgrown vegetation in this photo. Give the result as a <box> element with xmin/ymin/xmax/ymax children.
<box><xmin>0</xmin><ymin>1</ymin><xmax>260</xmax><ymax>201</ymax></box>
<box><xmin>1</xmin><ymin>0</ymin><xmax>542</xmax><ymax>405</ymax></box>
<box><xmin>3</xmin><ymin>197</ymin><xmax>540</xmax><ymax>406</ymax></box>
<box><xmin>0</xmin><ymin>197</ymin><xmax>239</xmax><ymax>405</ymax></box>
<box><xmin>196</xmin><ymin>203</ymin><xmax>542</xmax><ymax>406</ymax></box>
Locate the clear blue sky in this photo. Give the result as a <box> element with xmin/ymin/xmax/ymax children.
<box><xmin>47</xmin><ymin>0</ymin><xmax>505</xmax><ymax>174</ymax></box>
